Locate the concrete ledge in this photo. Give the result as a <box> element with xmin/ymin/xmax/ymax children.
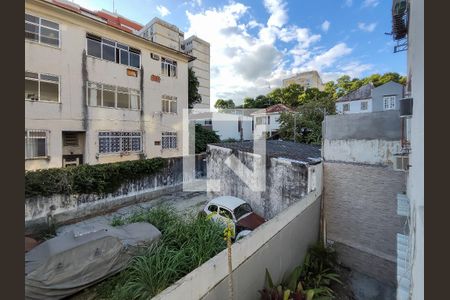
<box><xmin>151</xmin><ymin>189</ymin><xmax>322</xmax><ymax>300</ymax></box>
<box><xmin>25</xmin><ymin>183</ymin><xmax>183</xmax><ymax>235</ymax></box>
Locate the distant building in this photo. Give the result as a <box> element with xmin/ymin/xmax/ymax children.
<box><xmin>182</xmin><ymin>36</ymin><xmax>211</xmax><ymax>109</ymax></box>
<box><xmin>251</xmin><ymin>104</ymin><xmax>294</xmax><ymax>139</ymax></box>
<box><xmin>335</xmin><ymin>81</ymin><xmax>405</xmax><ymax>114</ymax></box>
<box><xmin>282</xmin><ymin>71</ymin><xmax>324</xmax><ymax>90</ymax></box>
<box><xmin>193</xmin><ymin>111</ymin><xmax>252</xmax><ymax>141</ymax></box>
<box><xmin>138</xmin><ymin>17</ymin><xmax>185</xmax><ymax>51</ymax></box>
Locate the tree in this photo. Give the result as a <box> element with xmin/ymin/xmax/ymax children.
<box><xmin>194</xmin><ymin>124</ymin><xmax>220</xmax><ymax>153</ymax></box>
<box><xmin>267</xmin><ymin>83</ymin><xmax>303</xmax><ymax>108</ymax></box>
<box><xmin>243</xmin><ymin>95</ymin><xmax>273</xmax><ymax>108</ymax></box>
<box><xmin>214</xmin><ymin>99</ymin><xmax>236</xmax><ymax>110</ymax></box>
<box><xmin>278</xmin><ymin>94</ymin><xmax>336</xmax><ymax>144</ymax></box>
<box><xmin>188</xmin><ymin>67</ymin><xmax>202</xmax><ymax>108</ymax></box>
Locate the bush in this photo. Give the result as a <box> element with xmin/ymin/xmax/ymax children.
<box><xmin>95</xmin><ymin>206</ymin><xmax>226</xmax><ymax>299</ymax></box>
<box><xmin>195</xmin><ymin>124</ymin><xmax>220</xmax><ymax>154</ymax></box>
<box><xmin>25</xmin><ymin>158</ymin><xmax>166</xmax><ymax>198</ymax></box>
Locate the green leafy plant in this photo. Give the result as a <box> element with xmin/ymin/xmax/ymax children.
<box><xmin>195</xmin><ymin>124</ymin><xmax>221</xmax><ymax>154</ymax></box>
<box><xmin>25</xmin><ymin>157</ymin><xmax>166</xmax><ymax>198</ymax></box>
<box><xmin>93</xmin><ymin>206</ymin><xmax>226</xmax><ymax>299</ymax></box>
<box><xmin>259</xmin><ymin>243</ymin><xmax>341</xmax><ymax>300</ymax></box>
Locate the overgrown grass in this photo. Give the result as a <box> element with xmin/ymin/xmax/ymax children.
<box><xmin>93</xmin><ymin>206</ymin><xmax>226</xmax><ymax>299</ymax></box>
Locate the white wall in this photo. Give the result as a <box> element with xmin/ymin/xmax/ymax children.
<box><xmin>253</xmin><ymin>113</ymin><xmax>281</xmax><ymax>139</ymax></box>
<box><xmin>211</xmin><ymin>113</ymin><xmax>252</xmax><ymax>141</ymax></box>
<box><xmin>406</xmin><ymin>0</ymin><xmax>424</xmax><ymax>299</ymax></box>
<box><xmin>336</xmin><ymin>99</ymin><xmax>373</xmax><ymax>114</ymax></box>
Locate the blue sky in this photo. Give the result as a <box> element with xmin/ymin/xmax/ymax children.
<box><xmin>74</xmin><ymin>0</ymin><xmax>406</xmax><ymax>104</ymax></box>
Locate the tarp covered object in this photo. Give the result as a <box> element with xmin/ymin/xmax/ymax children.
<box><xmin>25</xmin><ymin>222</ymin><xmax>161</xmax><ymax>300</ymax></box>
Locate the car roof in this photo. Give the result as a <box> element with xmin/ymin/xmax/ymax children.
<box><xmin>208</xmin><ymin>196</ymin><xmax>247</xmax><ymax>211</ymax></box>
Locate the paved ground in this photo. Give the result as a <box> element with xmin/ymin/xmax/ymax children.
<box><xmin>56</xmin><ymin>189</ymin><xmax>209</xmax><ymax>236</ymax></box>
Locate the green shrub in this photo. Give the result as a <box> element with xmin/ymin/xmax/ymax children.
<box><xmin>94</xmin><ymin>207</ymin><xmax>226</xmax><ymax>299</ymax></box>
<box><xmin>25</xmin><ymin>158</ymin><xmax>166</xmax><ymax>198</ymax></box>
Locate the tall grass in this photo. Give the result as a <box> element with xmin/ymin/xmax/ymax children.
<box><xmin>94</xmin><ymin>206</ymin><xmax>226</xmax><ymax>299</ymax></box>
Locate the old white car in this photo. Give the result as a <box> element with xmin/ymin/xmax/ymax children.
<box><xmin>203</xmin><ymin>196</ymin><xmax>266</xmax><ymax>240</ymax></box>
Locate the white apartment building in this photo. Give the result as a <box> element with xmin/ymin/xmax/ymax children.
<box><xmin>25</xmin><ymin>0</ymin><xmax>195</xmax><ymax>170</ymax></box>
<box><xmin>183</xmin><ymin>36</ymin><xmax>211</xmax><ymax>109</ymax></box>
<box><xmin>252</xmin><ymin>104</ymin><xmax>294</xmax><ymax>139</ymax></box>
<box><xmin>138</xmin><ymin>17</ymin><xmax>185</xmax><ymax>52</ymax></box>
<box><xmin>194</xmin><ymin>111</ymin><xmax>252</xmax><ymax>141</ymax></box>
<box><xmin>282</xmin><ymin>70</ymin><xmax>324</xmax><ymax>91</ymax></box>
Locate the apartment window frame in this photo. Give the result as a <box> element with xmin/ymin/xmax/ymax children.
<box><xmin>161</xmin><ymin>57</ymin><xmax>177</xmax><ymax>78</ymax></box>
<box><xmin>98</xmin><ymin>131</ymin><xmax>143</xmax><ymax>155</ymax></box>
<box><xmin>383</xmin><ymin>95</ymin><xmax>396</xmax><ymax>110</ymax></box>
<box><xmin>360</xmin><ymin>101</ymin><xmax>368</xmax><ymax>111</ymax></box>
<box><xmin>25</xmin><ymin>71</ymin><xmax>60</xmax><ymax>103</ymax></box>
<box><xmin>25</xmin><ymin>129</ymin><xmax>49</xmax><ymax>160</ymax></box>
<box><xmin>161</xmin><ymin>132</ymin><xmax>177</xmax><ymax>149</ymax></box>
<box><xmin>161</xmin><ymin>95</ymin><xmax>178</xmax><ymax>114</ymax></box>
<box><xmin>86</xmin><ymin>33</ymin><xmax>141</xmax><ymax>69</ymax></box>
<box><xmin>25</xmin><ymin>13</ymin><xmax>60</xmax><ymax>48</ymax></box>
<box><xmin>87</xmin><ymin>81</ymin><xmax>141</xmax><ymax>110</ymax></box>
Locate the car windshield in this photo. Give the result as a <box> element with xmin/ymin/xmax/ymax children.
<box><xmin>233</xmin><ymin>203</ymin><xmax>253</xmax><ymax>220</ymax></box>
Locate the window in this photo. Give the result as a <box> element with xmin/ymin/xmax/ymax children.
<box><xmin>25</xmin><ymin>130</ymin><xmax>48</xmax><ymax>159</ymax></box>
<box><xmin>161</xmin><ymin>95</ymin><xmax>177</xmax><ymax>113</ymax></box>
<box><xmin>25</xmin><ymin>13</ymin><xmax>60</xmax><ymax>47</ymax></box>
<box><xmin>25</xmin><ymin>72</ymin><xmax>59</xmax><ymax>102</ymax></box>
<box><xmin>218</xmin><ymin>207</ymin><xmax>233</xmax><ymax>220</ymax></box>
<box><xmin>87</xmin><ymin>82</ymin><xmax>141</xmax><ymax>110</ymax></box>
<box><xmin>234</xmin><ymin>203</ymin><xmax>252</xmax><ymax>220</ymax></box>
<box><xmin>63</xmin><ymin>132</ymin><xmax>79</xmax><ymax>146</ymax></box>
<box><xmin>86</xmin><ymin>33</ymin><xmax>141</xmax><ymax>68</ymax></box>
<box><xmin>205</xmin><ymin>119</ymin><xmax>212</xmax><ymax>125</ymax></box>
<box><xmin>98</xmin><ymin>131</ymin><xmax>142</xmax><ymax>154</ymax></box>
<box><xmin>161</xmin><ymin>57</ymin><xmax>177</xmax><ymax>77</ymax></box>
<box><xmin>161</xmin><ymin>132</ymin><xmax>177</xmax><ymax>149</ymax></box>
<box><xmin>361</xmin><ymin>101</ymin><xmax>368</xmax><ymax>111</ymax></box>
<box><xmin>383</xmin><ymin>96</ymin><xmax>396</xmax><ymax>110</ymax></box>
<box><xmin>208</xmin><ymin>204</ymin><xmax>218</xmax><ymax>212</ymax></box>
<box><xmin>343</xmin><ymin>103</ymin><xmax>350</xmax><ymax>112</ymax></box>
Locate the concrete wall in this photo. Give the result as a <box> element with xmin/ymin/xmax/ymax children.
<box><xmin>323</xmin><ymin>110</ymin><xmax>407</xmax><ymax>286</ymax></box>
<box><xmin>25</xmin><ymin>0</ymin><xmax>189</xmax><ymax>170</ymax></box>
<box><xmin>406</xmin><ymin>0</ymin><xmax>424</xmax><ymax>299</ymax></box>
<box><xmin>372</xmin><ymin>81</ymin><xmax>404</xmax><ymax>112</ymax></box>
<box><xmin>324</xmin><ymin>162</ymin><xmax>406</xmax><ymax>284</ymax></box>
<box><xmin>25</xmin><ymin>155</ymin><xmax>205</xmax><ymax>234</ymax></box>
<box><xmin>253</xmin><ymin>113</ymin><xmax>282</xmax><ymax>139</ymax></box>
<box><xmin>207</xmin><ymin>145</ymin><xmax>316</xmax><ymax>219</ymax></box>
<box><xmin>151</xmin><ymin>189</ymin><xmax>322</xmax><ymax>300</ymax></box>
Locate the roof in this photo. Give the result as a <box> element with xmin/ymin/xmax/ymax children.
<box><xmin>210</xmin><ymin>140</ymin><xmax>322</xmax><ymax>165</ymax></box>
<box><xmin>252</xmin><ymin>104</ymin><xmax>295</xmax><ymax>115</ymax></box>
<box><xmin>35</xmin><ymin>0</ymin><xmax>195</xmax><ymax>61</ymax></box>
<box><xmin>336</xmin><ymin>83</ymin><xmax>374</xmax><ymax>103</ymax></box>
<box><xmin>48</xmin><ymin>0</ymin><xmax>143</xmax><ymax>33</ymax></box>
<box><xmin>208</xmin><ymin>196</ymin><xmax>247</xmax><ymax>211</ymax></box>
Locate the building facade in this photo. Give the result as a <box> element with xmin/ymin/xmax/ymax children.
<box><xmin>194</xmin><ymin>111</ymin><xmax>252</xmax><ymax>141</ymax></box>
<box><xmin>335</xmin><ymin>81</ymin><xmax>405</xmax><ymax>114</ymax></box>
<box><xmin>252</xmin><ymin>104</ymin><xmax>294</xmax><ymax>139</ymax></box>
<box><xmin>282</xmin><ymin>70</ymin><xmax>324</xmax><ymax>91</ymax></box>
<box><xmin>183</xmin><ymin>36</ymin><xmax>211</xmax><ymax>109</ymax></box>
<box><xmin>25</xmin><ymin>0</ymin><xmax>194</xmax><ymax>170</ymax></box>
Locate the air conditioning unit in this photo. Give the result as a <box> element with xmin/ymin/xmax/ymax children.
<box><xmin>399</xmin><ymin>97</ymin><xmax>413</xmax><ymax>118</ymax></box>
<box><xmin>150</xmin><ymin>53</ymin><xmax>160</xmax><ymax>61</ymax></box>
<box><xmin>394</xmin><ymin>155</ymin><xmax>409</xmax><ymax>171</ymax></box>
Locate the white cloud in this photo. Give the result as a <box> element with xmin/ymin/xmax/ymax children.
<box><xmin>185</xmin><ymin>2</ymin><xmax>357</xmax><ymax>105</ymax></box>
<box><xmin>73</xmin><ymin>0</ymin><xmax>102</xmax><ymax>11</ymax></box>
<box><xmin>264</xmin><ymin>0</ymin><xmax>288</xmax><ymax>28</ymax></box>
<box><xmin>362</xmin><ymin>0</ymin><xmax>380</xmax><ymax>8</ymax></box>
<box><xmin>344</xmin><ymin>0</ymin><xmax>353</xmax><ymax>7</ymax></box>
<box><xmin>156</xmin><ymin>5</ymin><xmax>171</xmax><ymax>17</ymax></box>
<box><xmin>358</xmin><ymin>22</ymin><xmax>377</xmax><ymax>32</ymax></box>
<box><xmin>321</xmin><ymin>20</ymin><xmax>330</xmax><ymax>32</ymax></box>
